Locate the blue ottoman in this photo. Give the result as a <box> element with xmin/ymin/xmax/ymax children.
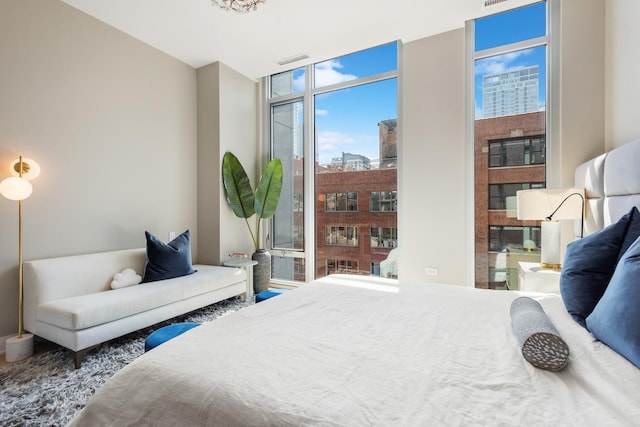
<box><xmin>256</xmin><ymin>289</ymin><xmax>288</xmax><ymax>303</ymax></box>
<box><xmin>144</xmin><ymin>322</ymin><xmax>201</xmax><ymax>352</ymax></box>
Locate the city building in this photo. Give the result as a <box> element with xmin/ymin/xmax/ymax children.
<box><xmin>482</xmin><ymin>66</ymin><xmax>539</xmax><ymax>118</ymax></box>
<box><xmin>474</xmin><ymin>111</ymin><xmax>546</xmax><ymax>289</ymax></box>
<box><xmin>314</xmin><ymin>118</ymin><xmax>398</xmax><ymax>279</ymax></box>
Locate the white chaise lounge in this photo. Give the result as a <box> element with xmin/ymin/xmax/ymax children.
<box><xmin>23</xmin><ymin>248</ymin><xmax>247</xmax><ymax>368</ymax></box>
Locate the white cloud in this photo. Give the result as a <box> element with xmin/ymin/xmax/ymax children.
<box><xmin>316</xmin><ymin>109</ymin><xmax>329</xmax><ymax>116</ymax></box>
<box><xmin>317</xmin><ymin>130</ymin><xmax>357</xmax><ymax>152</ymax></box>
<box><xmin>474</xmin><ymin>49</ymin><xmax>534</xmax><ymax>76</ymax></box>
<box><xmin>293</xmin><ymin>74</ymin><xmax>305</xmax><ymax>92</ymax></box>
<box><xmin>316</xmin><ymin>130</ymin><xmax>379</xmax><ymax>165</ymax></box>
<box><xmin>314</xmin><ymin>60</ymin><xmax>358</xmax><ymax>87</ymax></box>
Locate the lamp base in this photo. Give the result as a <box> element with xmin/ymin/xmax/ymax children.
<box><xmin>540</xmin><ymin>262</ymin><xmax>562</xmax><ymax>270</ymax></box>
<box><xmin>5</xmin><ymin>333</ymin><xmax>34</xmax><ymax>362</ymax></box>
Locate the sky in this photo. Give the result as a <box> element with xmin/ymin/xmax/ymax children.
<box><xmin>296</xmin><ymin>2</ymin><xmax>546</xmax><ymax>166</ymax></box>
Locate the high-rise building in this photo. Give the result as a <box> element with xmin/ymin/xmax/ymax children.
<box><xmin>482</xmin><ymin>66</ymin><xmax>539</xmax><ymax>118</ymax></box>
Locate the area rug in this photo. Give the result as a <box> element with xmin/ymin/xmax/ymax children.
<box><xmin>0</xmin><ymin>297</ymin><xmax>253</xmax><ymax>427</ymax></box>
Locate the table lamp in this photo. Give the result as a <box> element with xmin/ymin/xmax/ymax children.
<box><xmin>516</xmin><ymin>188</ymin><xmax>585</xmax><ymax>269</ymax></box>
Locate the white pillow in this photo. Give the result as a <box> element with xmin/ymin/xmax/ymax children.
<box><xmin>111</xmin><ymin>268</ymin><xmax>142</xmax><ymax>290</ymax></box>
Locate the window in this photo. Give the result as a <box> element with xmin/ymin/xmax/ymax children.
<box><xmin>267</xmin><ymin>42</ymin><xmax>398</xmax><ymax>284</ymax></box>
<box><xmin>370</xmin><ymin>227</ymin><xmax>398</xmax><ymax>248</ymax></box>
<box><xmin>489</xmin><ymin>226</ymin><xmax>541</xmax><ymax>252</ymax></box>
<box><xmin>488</xmin><ymin>137</ymin><xmax>546</xmax><ymax>167</ymax></box>
<box><xmin>370</xmin><ymin>191</ymin><xmax>397</xmax><ymax>212</ymax></box>
<box><xmin>470</xmin><ymin>1</ymin><xmax>549</xmax><ymax>289</ymax></box>
<box><xmin>325</xmin><ymin>226</ymin><xmax>359</xmax><ymax>247</ymax></box>
<box><xmin>325</xmin><ymin>192</ymin><xmax>358</xmax><ymax>212</ymax></box>
<box><xmin>326</xmin><ymin>259</ymin><xmax>359</xmax><ymax>275</ymax></box>
<box><xmin>488</xmin><ymin>183</ymin><xmax>544</xmax><ymax>210</ymax></box>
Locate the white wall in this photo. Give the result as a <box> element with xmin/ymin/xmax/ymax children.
<box><xmin>0</xmin><ymin>0</ymin><xmax>197</xmax><ymax>339</ymax></box>
<box><xmin>399</xmin><ymin>0</ymin><xmax>609</xmax><ymax>286</ymax></box>
<box><xmin>549</xmin><ymin>0</ymin><xmax>606</xmax><ymax>186</ymax></box>
<box><xmin>400</xmin><ymin>29</ymin><xmax>467</xmax><ymax>285</ymax></box>
<box><xmin>197</xmin><ymin>62</ymin><xmax>258</xmax><ymax>265</ymax></box>
<box><xmin>605</xmin><ymin>0</ymin><xmax>640</xmax><ymax>149</ymax></box>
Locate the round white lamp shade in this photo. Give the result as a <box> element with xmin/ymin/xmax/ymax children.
<box><xmin>0</xmin><ymin>176</ymin><xmax>33</xmax><ymax>201</ymax></box>
<box><xmin>10</xmin><ymin>158</ymin><xmax>40</xmax><ymax>180</ymax></box>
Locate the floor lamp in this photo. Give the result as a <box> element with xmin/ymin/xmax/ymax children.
<box><xmin>0</xmin><ymin>156</ymin><xmax>40</xmax><ymax>362</ymax></box>
<box><xmin>516</xmin><ymin>188</ymin><xmax>585</xmax><ymax>269</ymax></box>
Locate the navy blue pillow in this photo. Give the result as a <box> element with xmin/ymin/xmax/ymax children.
<box><xmin>141</xmin><ymin>230</ymin><xmax>196</xmax><ymax>283</ymax></box>
<box><xmin>586</xmin><ymin>234</ymin><xmax>640</xmax><ymax>368</ymax></box>
<box><xmin>560</xmin><ymin>207</ymin><xmax>640</xmax><ymax>327</ymax></box>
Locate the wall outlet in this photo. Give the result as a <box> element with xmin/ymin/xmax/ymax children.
<box><xmin>425</xmin><ymin>267</ymin><xmax>439</xmax><ymax>276</ymax></box>
<box><xmin>168</xmin><ymin>231</ymin><xmax>176</xmax><ymax>241</ymax></box>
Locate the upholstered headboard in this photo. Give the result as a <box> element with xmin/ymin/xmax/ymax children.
<box><xmin>575</xmin><ymin>138</ymin><xmax>640</xmax><ymax>236</ymax></box>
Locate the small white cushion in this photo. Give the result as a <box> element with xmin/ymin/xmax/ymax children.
<box><xmin>111</xmin><ymin>268</ymin><xmax>142</xmax><ymax>289</ymax></box>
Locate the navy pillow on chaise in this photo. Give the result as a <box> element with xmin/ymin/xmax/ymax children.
<box><xmin>560</xmin><ymin>206</ymin><xmax>640</xmax><ymax>327</ymax></box>
<box><xmin>141</xmin><ymin>229</ymin><xmax>196</xmax><ymax>283</ymax></box>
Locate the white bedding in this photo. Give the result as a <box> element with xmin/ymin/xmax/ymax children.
<box><xmin>68</xmin><ymin>274</ymin><xmax>640</xmax><ymax>426</ymax></box>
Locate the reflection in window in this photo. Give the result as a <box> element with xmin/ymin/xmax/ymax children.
<box><xmin>270</xmin><ymin>67</ymin><xmax>305</xmax><ymax>97</ymax></box>
<box><xmin>325</xmin><ymin>226</ymin><xmax>359</xmax><ymax>246</ymax></box>
<box><xmin>489</xmin><ymin>136</ymin><xmax>545</xmax><ymax>167</ymax></box>
<box><xmin>326</xmin><ymin>258</ymin><xmax>359</xmax><ymax>275</ymax></box>
<box><xmin>370</xmin><ymin>191</ymin><xmax>397</xmax><ymax>212</ymax></box>
<box><xmin>488</xmin><ymin>226</ymin><xmax>540</xmax><ymax>252</ymax></box>
<box><xmin>325</xmin><ymin>192</ymin><xmax>357</xmax><ymax>212</ymax></box>
<box><xmin>370</xmin><ymin>227</ymin><xmax>398</xmax><ymax>248</ymax></box>
<box><xmin>488</xmin><ymin>183</ymin><xmax>544</xmax><ymax>210</ymax></box>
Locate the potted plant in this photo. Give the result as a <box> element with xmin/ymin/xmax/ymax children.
<box><xmin>222</xmin><ymin>151</ymin><xmax>283</xmax><ymax>293</ymax></box>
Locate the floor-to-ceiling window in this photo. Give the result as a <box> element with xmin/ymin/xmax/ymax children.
<box><xmin>266</xmin><ymin>42</ymin><xmax>398</xmax><ymax>284</ymax></box>
<box><xmin>470</xmin><ymin>1</ymin><xmax>549</xmax><ymax>289</ymax></box>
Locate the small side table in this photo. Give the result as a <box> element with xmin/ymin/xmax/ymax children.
<box><xmin>223</xmin><ymin>259</ymin><xmax>258</xmax><ymax>300</ymax></box>
<box><xmin>518</xmin><ymin>262</ymin><xmax>561</xmax><ymax>294</ymax></box>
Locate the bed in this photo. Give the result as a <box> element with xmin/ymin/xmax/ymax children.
<box><xmin>68</xmin><ymin>140</ymin><xmax>640</xmax><ymax>426</ymax></box>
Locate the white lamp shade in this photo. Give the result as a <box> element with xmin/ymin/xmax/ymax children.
<box><xmin>516</xmin><ymin>188</ymin><xmax>585</xmax><ymax>220</ymax></box>
<box><xmin>10</xmin><ymin>158</ymin><xmax>40</xmax><ymax>180</ymax></box>
<box><xmin>0</xmin><ymin>176</ymin><xmax>33</xmax><ymax>201</ymax></box>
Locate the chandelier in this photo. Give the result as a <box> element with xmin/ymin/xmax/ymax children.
<box><xmin>211</xmin><ymin>0</ymin><xmax>266</xmax><ymax>13</ymax></box>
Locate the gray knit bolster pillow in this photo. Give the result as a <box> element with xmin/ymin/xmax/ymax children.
<box><xmin>510</xmin><ymin>297</ymin><xmax>570</xmax><ymax>371</ymax></box>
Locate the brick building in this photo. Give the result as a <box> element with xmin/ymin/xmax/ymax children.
<box><xmin>474</xmin><ymin>111</ymin><xmax>545</xmax><ymax>289</ymax></box>
<box><xmin>314</xmin><ymin>119</ymin><xmax>398</xmax><ymax>279</ymax></box>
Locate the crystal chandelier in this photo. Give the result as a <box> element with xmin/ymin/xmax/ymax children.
<box><xmin>211</xmin><ymin>0</ymin><xmax>266</xmax><ymax>13</ymax></box>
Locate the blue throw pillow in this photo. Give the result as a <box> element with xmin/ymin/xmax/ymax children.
<box><xmin>560</xmin><ymin>206</ymin><xmax>640</xmax><ymax>327</ymax></box>
<box><xmin>141</xmin><ymin>230</ymin><xmax>196</xmax><ymax>283</ymax></box>
<box><xmin>586</xmin><ymin>235</ymin><xmax>640</xmax><ymax>368</ymax></box>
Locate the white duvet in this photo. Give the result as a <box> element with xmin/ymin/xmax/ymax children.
<box><xmin>68</xmin><ymin>275</ymin><xmax>640</xmax><ymax>426</ymax></box>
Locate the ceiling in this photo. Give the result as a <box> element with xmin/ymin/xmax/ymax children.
<box><xmin>61</xmin><ymin>0</ymin><xmax>537</xmax><ymax>80</ymax></box>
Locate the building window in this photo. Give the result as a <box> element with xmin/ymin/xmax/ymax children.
<box><xmin>488</xmin><ymin>137</ymin><xmax>546</xmax><ymax>168</ymax></box>
<box><xmin>488</xmin><ymin>226</ymin><xmax>540</xmax><ymax>252</ymax></box>
<box><xmin>326</xmin><ymin>259</ymin><xmax>359</xmax><ymax>275</ymax></box>
<box><xmin>488</xmin><ymin>182</ymin><xmax>544</xmax><ymax>210</ymax></box>
<box><xmin>370</xmin><ymin>227</ymin><xmax>397</xmax><ymax>248</ymax></box>
<box><xmin>325</xmin><ymin>192</ymin><xmax>358</xmax><ymax>212</ymax></box>
<box><xmin>325</xmin><ymin>226</ymin><xmax>359</xmax><ymax>246</ymax></box>
<box><xmin>294</xmin><ymin>193</ymin><xmax>303</xmax><ymax>212</ymax></box>
<box><xmin>370</xmin><ymin>191</ymin><xmax>397</xmax><ymax>212</ymax></box>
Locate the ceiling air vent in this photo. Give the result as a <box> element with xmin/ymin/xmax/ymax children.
<box><xmin>484</xmin><ymin>0</ymin><xmax>509</xmax><ymax>6</ymax></box>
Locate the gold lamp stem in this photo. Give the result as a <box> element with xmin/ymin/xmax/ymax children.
<box><xmin>18</xmin><ymin>198</ymin><xmax>23</xmax><ymax>339</ymax></box>
<box><xmin>17</xmin><ymin>155</ymin><xmax>24</xmax><ymax>338</ymax></box>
